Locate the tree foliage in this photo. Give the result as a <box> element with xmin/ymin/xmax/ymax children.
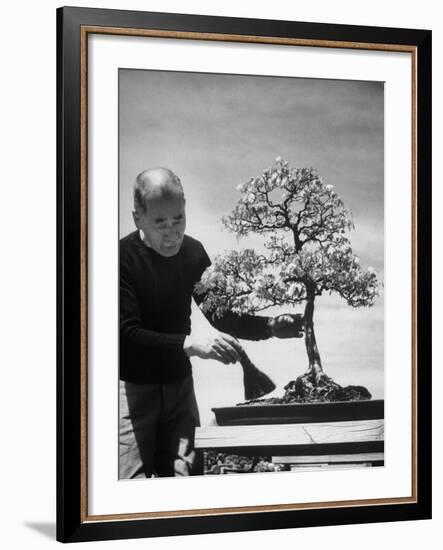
<box><xmin>196</xmin><ymin>158</ymin><xmax>380</xmax><ymax>318</ymax></box>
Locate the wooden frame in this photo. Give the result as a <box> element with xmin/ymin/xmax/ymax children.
<box><xmin>57</xmin><ymin>6</ymin><xmax>432</xmax><ymax>543</ymax></box>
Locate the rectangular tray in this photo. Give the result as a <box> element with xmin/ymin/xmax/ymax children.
<box><xmin>212</xmin><ymin>399</ymin><xmax>384</xmax><ymax>426</ymax></box>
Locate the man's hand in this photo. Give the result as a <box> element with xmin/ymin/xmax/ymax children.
<box><xmin>183</xmin><ymin>330</ymin><xmax>243</xmax><ymax>364</ymax></box>
<box><xmin>269</xmin><ymin>313</ymin><xmax>304</xmax><ymax>338</ymax></box>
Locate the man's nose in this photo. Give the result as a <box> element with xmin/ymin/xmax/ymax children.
<box><xmin>164</xmin><ymin>224</ymin><xmax>178</xmax><ymax>237</ymax></box>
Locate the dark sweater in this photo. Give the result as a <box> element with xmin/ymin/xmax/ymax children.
<box><xmin>120</xmin><ymin>231</ymin><xmax>271</xmax><ymax>383</ymax></box>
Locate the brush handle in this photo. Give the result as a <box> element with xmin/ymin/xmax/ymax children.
<box><xmin>238</xmin><ymin>349</ymin><xmax>257</xmax><ymax>372</ymax></box>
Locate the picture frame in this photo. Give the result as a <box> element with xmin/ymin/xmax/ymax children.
<box><xmin>56</xmin><ymin>6</ymin><xmax>432</xmax><ymax>543</ymax></box>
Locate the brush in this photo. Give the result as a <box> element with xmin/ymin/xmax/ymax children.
<box><xmin>239</xmin><ymin>349</ymin><xmax>276</xmax><ymax>400</ymax></box>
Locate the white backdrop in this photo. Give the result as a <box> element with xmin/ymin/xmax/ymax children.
<box><xmin>0</xmin><ymin>0</ymin><xmax>438</xmax><ymax>549</ymax></box>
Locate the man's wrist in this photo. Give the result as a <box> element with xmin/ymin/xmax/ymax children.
<box><xmin>266</xmin><ymin>317</ymin><xmax>275</xmax><ymax>338</ymax></box>
<box><xmin>183</xmin><ymin>335</ymin><xmax>193</xmax><ymax>357</ymax></box>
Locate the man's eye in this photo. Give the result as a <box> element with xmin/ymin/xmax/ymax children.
<box><xmin>155</xmin><ymin>218</ymin><xmax>183</xmax><ymax>229</ymax></box>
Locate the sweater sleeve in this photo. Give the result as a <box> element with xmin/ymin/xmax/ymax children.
<box><xmin>203</xmin><ymin>307</ymin><xmax>271</xmax><ymax>341</ymax></box>
<box><xmin>120</xmin><ymin>259</ymin><xmax>186</xmax><ymax>352</ymax></box>
<box><xmin>192</xmin><ymin>244</ymin><xmax>272</xmax><ymax>341</ymax></box>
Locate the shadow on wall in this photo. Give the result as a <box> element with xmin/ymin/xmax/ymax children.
<box><xmin>23</xmin><ymin>522</ymin><xmax>56</xmax><ymax>540</ymax></box>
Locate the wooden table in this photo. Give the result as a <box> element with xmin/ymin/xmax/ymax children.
<box><xmin>195</xmin><ymin>418</ymin><xmax>384</xmax><ymax>469</ymax></box>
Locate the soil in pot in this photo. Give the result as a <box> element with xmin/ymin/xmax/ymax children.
<box><xmin>238</xmin><ymin>366</ymin><xmax>371</xmax><ymax>406</ymax></box>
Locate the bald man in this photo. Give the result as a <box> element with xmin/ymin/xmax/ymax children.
<box><xmin>119</xmin><ymin>168</ymin><xmax>303</xmax><ymax>479</ymax></box>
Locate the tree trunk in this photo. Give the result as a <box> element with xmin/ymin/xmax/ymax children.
<box><xmin>303</xmin><ymin>293</ymin><xmax>323</xmax><ymax>381</ymax></box>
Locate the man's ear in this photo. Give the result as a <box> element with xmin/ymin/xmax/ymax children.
<box><xmin>132</xmin><ymin>210</ymin><xmax>139</xmax><ymax>229</ymax></box>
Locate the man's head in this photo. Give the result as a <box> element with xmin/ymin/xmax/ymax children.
<box><xmin>132</xmin><ymin>167</ymin><xmax>186</xmax><ymax>257</ymax></box>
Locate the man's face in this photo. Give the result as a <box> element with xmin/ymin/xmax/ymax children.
<box><xmin>134</xmin><ymin>196</ymin><xmax>186</xmax><ymax>257</ymax></box>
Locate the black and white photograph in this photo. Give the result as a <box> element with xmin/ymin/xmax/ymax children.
<box><xmin>0</xmin><ymin>0</ymin><xmax>436</xmax><ymax>545</ymax></box>
<box><xmin>118</xmin><ymin>68</ymin><xmax>384</xmax><ymax>480</ymax></box>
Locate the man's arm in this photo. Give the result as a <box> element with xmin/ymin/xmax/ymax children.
<box><xmin>193</xmin><ymin>292</ymin><xmax>272</xmax><ymax>341</ymax></box>
<box><xmin>193</xmin><ymin>291</ymin><xmax>304</xmax><ymax>341</ymax></box>
<box><xmin>121</xmin><ymin>259</ymin><xmax>243</xmax><ymax>365</ymax></box>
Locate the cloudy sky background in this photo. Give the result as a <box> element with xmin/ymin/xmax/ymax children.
<box><xmin>119</xmin><ymin>69</ymin><xmax>384</xmax><ymax>425</ymax></box>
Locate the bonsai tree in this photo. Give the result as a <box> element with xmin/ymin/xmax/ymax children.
<box><xmin>195</xmin><ymin>158</ymin><xmax>381</xmax><ymax>402</ymax></box>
